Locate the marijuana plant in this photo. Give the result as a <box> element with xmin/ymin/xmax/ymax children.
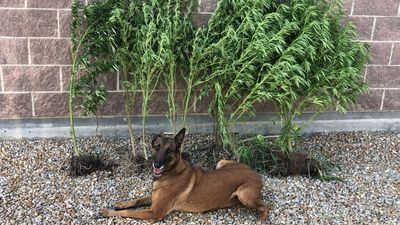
<box><xmin>130</xmin><ymin>0</ymin><xmax>195</xmax><ymax>158</ymax></box>
<box><xmin>108</xmin><ymin>0</ymin><xmax>144</xmax><ymax>157</ymax></box>
<box><xmin>189</xmin><ymin>0</ymin><xmax>369</xmax><ymax>154</ymax></box>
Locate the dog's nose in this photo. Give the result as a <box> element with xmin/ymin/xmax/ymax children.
<box><xmin>153</xmin><ymin>161</ymin><xmax>163</xmax><ymax>169</ymax></box>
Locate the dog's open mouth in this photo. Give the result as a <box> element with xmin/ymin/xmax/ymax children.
<box><xmin>153</xmin><ymin>164</ymin><xmax>165</xmax><ymax>177</ymax></box>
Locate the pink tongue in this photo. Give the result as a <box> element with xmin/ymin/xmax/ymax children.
<box><xmin>153</xmin><ymin>167</ymin><xmax>162</xmax><ymax>174</ymax></box>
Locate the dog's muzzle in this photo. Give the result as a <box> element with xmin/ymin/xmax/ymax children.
<box><xmin>153</xmin><ymin>163</ymin><xmax>165</xmax><ymax>177</ymax></box>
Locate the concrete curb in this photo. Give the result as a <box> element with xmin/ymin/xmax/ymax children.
<box><xmin>1</xmin><ymin>112</ymin><xmax>400</xmax><ymax>139</ymax></box>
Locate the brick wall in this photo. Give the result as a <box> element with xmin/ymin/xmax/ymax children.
<box><xmin>1</xmin><ymin>0</ymin><xmax>400</xmax><ymax>119</ymax></box>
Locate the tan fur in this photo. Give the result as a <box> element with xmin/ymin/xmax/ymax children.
<box><xmin>100</xmin><ymin>133</ymin><xmax>270</xmax><ymax>224</ymax></box>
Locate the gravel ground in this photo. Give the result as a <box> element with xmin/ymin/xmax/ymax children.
<box><xmin>0</xmin><ymin>131</ymin><xmax>399</xmax><ymax>224</ymax></box>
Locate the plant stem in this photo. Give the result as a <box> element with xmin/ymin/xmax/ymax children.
<box><xmin>182</xmin><ymin>76</ymin><xmax>193</xmax><ymax>130</ymax></box>
<box><xmin>122</xmin><ymin>66</ymin><xmax>136</xmax><ymax>157</ymax></box>
<box><xmin>68</xmin><ymin>73</ymin><xmax>79</xmax><ymax>157</ymax></box>
<box><xmin>141</xmin><ymin>79</ymin><xmax>150</xmax><ymax>161</ymax></box>
<box><xmin>68</xmin><ymin>26</ymin><xmax>91</xmax><ymax>157</ymax></box>
<box><xmin>141</xmin><ymin>100</ymin><xmax>148</xmax><ymax>160</ymax></box>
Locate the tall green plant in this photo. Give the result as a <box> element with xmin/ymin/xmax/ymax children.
<box><xmin>188</xmin><ymin>0</ymin><xmax>369</xmax><ymax>154</ymax></box>
<box><xmin>108</xmin><ymin>0</ymin><xmax>144</xmax><ymax>157</ymax></box>
<box><xmin>69</xmin><ymin>0</ymin><xmax>116</xmax><ymax>155</ymax></box>
<box><xmin>69</xmin><ymin>0</ymin><xmax>84</xmax><ymax>157</ymax></box>
<box><xmin>129</xmin><ymin>0</ymin><xmax>195</xmax><ymax>159</ymax></box>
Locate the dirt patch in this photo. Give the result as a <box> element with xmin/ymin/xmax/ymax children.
<box><xmin>185</xmin><ymin>144</ymin><xmax>327</xmax><ymax>179</ymax></box>
<box><xmin>70</xmin><ymin>154</ymin><xmax>117</xmax><ymax>176</ymax></box>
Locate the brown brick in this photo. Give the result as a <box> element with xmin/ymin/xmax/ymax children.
<box><xmin>0</xmin><ymin>9</ymin><xmax>57</xmax><ymax>37</ymax></box>
<box><xmin>3</xmin><ymin>66</ymin><xmax>60</xmax><ymax>91</ymax></box>
<box><xmin>99</xmin><ymin>90</ymin><xmax>189</xmax><ymax>116</ymax></box>
<box><xmin>349</xmin><ymin>89</ymin><xmax>383</xmax><ymax>111</ymax></box>
<box><xmin>33</xmin><ymin>92</ymin><xmax>68</xmax><ymax>117</ymax></box>
<box><xmin>195</xmin><ymin>92</ymin><xmax>213</xmax><ymax>114</ymax></box>
<box><xmin>0</xmin><ymin>93</ymin><xmax>32</xmax><ymax>118</ymax></box>
<box><xmin>98</xmin><ymin>91</ymin><xmax>126</xmax><ymax>116</ymax></box>
<box><xmin>254</xmin><ymin>101</ymin><xmax>276</xmax><ymax>113</ymax></box>
<box><xmin>0</xmin><ymin>39</ymin><xmax>28</xmax><ymax>64</ymax></box>
<box><xmin>192</xmin><ymin>13</ymin><xmax>212</xmax><ymax>27</ymax></box>
<box><xmin>148</xmin><ymin>90</ymin><xmax>187</xmax><ymax>115</ymax></box>
<box><xmin>373</xmin><ymin>17</ymin><xmax>400</xmax><ymax>41</ymax></box>
<box><xmin>0</xmin><ymin>0</ymin><xmax>25</xmax><ymax>7</ymax></box>
<box><xmin>391</xmin><ymin>43</ymin><xmax>400</xmax><ymax>65</ymax></box>
<box><xmin>30</xmin><ymin>39</ymin><xmax>72</xmax><ymax>65</ymax></box>
<box><xmin>343</xmin><ymin>0</ymin><xmax>353</xmax><ymax>15</ymax></box>
<box><xmin>382</xmin><ymin>89</ymin><xmax>400</xmax><ymax>110</ymax></box>
<box><xmin>27</xmin><ymin>0</ymin><xmax>72</xmax><ymax>8</ymax></box>
<box><xmin>61</xmin><ymin>66</ymin><xmax>117</xmax><ymax>91</ymax></box>
<box><xmin>345</xmin><ymin>16</ymin><xmax>374</xmax><ymax>40</ymax></box>
<box><xmin>59</xmin><ymin>10</ymin><xmax>71</xmax><ymax>37</ymax></box>
<box><xmin>353</xmin><ymin>0</ymin><xmax>399</xmax><ymax>16</ymax></box>
<box><xmin>369</xmin><ymin>42</ymin><xmax>392</xmax><ymax>65</ymax></box>
<box><xmin>366</xmin><ymin>66</ymin><xmax>400</xmax><ymax>88</ymax></box>
<box><xmin>200</xmin><ymin>0</ymin><xmax>217</xmax><ymax>13</ymax></box>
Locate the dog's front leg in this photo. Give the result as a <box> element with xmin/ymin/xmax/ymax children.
<box><xmin>112</xmin><ymin>196</ymin><xmax>151</xmax><ymax>210</ymax></box>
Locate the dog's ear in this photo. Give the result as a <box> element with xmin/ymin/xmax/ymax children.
<box><xmin>174</xmin><ymin>128</ymin><xmax>186</xmax><ymax>149</ymax></box>
<box><xmin>151</xmin><ymin>133</ymin><xmax>163</xmax><ymax>148</ymax></box>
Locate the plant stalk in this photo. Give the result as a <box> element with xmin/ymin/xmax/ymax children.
<box><xmin>122</xmin><ymin>67</ymin><xmax>136</xmax><ymax>157</ymax></box>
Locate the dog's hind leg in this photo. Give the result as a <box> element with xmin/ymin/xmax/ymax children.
<box><xmin>236</xmin><ymin>183</ymin><xmax>270</xmax><ymax>225</ymax></box>
<box><xmin>100</xmin><ymin>209</ymin><xmax>161</xmax><ymax>221</ymax></box>
<box><xmin>112</xmin><ymin>196</ymin><xmax>151</xmax><ymax>210</ymax></box>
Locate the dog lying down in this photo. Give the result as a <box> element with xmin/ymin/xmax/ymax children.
<box><xmin>100</xmin><ymin>128</ymin><xmax>269</xmax><ymax>224</ymax></box>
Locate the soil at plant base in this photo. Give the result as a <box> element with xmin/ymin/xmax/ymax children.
<box><xmin>269</xmin><ymin>151</ymin><xmax>320</xmax><ymax>177</ymax></box>
<box><xmin>70</xmin><ymin>154</ymin><xmax>117</xmax><ymax>176</ymax></box>
<box><xmin>187</xmin><ymin>145</ymin><xmax>321</xmax><ymax>178</ymax></box>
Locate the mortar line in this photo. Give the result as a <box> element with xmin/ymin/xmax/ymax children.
<box><xmin>0</xmin><ymin>66</ymin><xmax>4</xmax><ymax>92</ymax></box>
<box><xmin>31</xmin><ymin>92</ymin><xmax>35</xmax><ymax>117</ymax></box>
<box><xmin>0</xmin><ymin>37</ymin><xmax>70</xmax><ymax>39</ymax></box>
<box><xmin>370</xmin><ymin>17</ymin><xmax>377</xmax><ymax>41</ymax></box>
<box><xmin>348</xmin><ymin>15</ymin><xmax>399</xmax><ymax>18</ymax></box>
<box><xmin>363</xmin><ymin>66</ymin><xmax>368</xmax><ymax>82</ymax></box>
<box><xmin>116</xmin><ymin>70</ymin><xmax>120</xmax><ymax>91</ymax></box>
<box><xmin>380</xmin><ymin>90</ymin><xmax>386</xmax><ymax>111</ymax></box>
<box><xmin>370</xmin><ymin>88</ymin><xmax>400</xmax><ymax>90</ymax></box>
<box><xmin>0</xmin><ymin>7</ymin><xmax>70</xmax><ymax>10</ymax></box>
<box><xmin>388</xmin><ymin>43</ymin><xmax>395</xmax><ymax>65</ymax></box>
<box><xmin>199</xmin><ymin>12</ymin><xmax>213</xmax><ymax>15</ymax></box>
<box><xmin>359</xmin><ymin>40</ymin><xmax>400</xmax><ymax>43</ymax></box>
<box><xmin>367</xmin><ymin>65</ymin><xmax>400</xmax><ymax>67</ymax></box>
<box><xmin>198</xmin><ymin>0</ymin><xmax>201</xmax><ymax>12</ymax></box>
<box><xmin>59</xmin><ymin>67</ymin><xmax>63</xmax><ymax>91</ymax></box>
<box><xmin>398</xmin><ymin>2</ymin><xmax>400</xmax><ymax>16</ymax></box>
<box><xmin>27</xmin><ymin>38</ymin><xmax>31</xmax><ymax>65</ymax></box>
<box><xmin>57</xmin><ymin>10</ymin><xmax>60</xmax><ymax>38</ymax></box>
<box><xmin>193</xmin><ymin>91</ymin><xmax>197</xmax><ymax>113</ymax></box>
<box><xmin>0</xmin><ymin>64</ymin><xmax>72</xmax><ymax>67</ymax></box>
<box><xmin>1</xmin><ymin>91</ymin><xmax>69</xmax><ymax>94</ymax></box>
<box><xmin>350</xmin><ymin>0</ymin><xmax>355</xmax><ymax>16</ymax></box>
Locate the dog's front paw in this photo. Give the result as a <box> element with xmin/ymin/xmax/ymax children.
<box><xmin>99</xmin><ymin>208</ymin><xmax>114</xmax><ymax>217</ymax></box>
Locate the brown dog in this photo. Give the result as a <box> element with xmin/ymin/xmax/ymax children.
<box><xmin>100</xmin><ymin>128</ymin><xmax>269</xmax><ymax>224</ymax></box>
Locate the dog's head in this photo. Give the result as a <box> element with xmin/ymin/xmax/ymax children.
<box><xmin>151</xmin><ymin>128</ymin><xmax>186</xmax><ymax>178</ymax></box>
